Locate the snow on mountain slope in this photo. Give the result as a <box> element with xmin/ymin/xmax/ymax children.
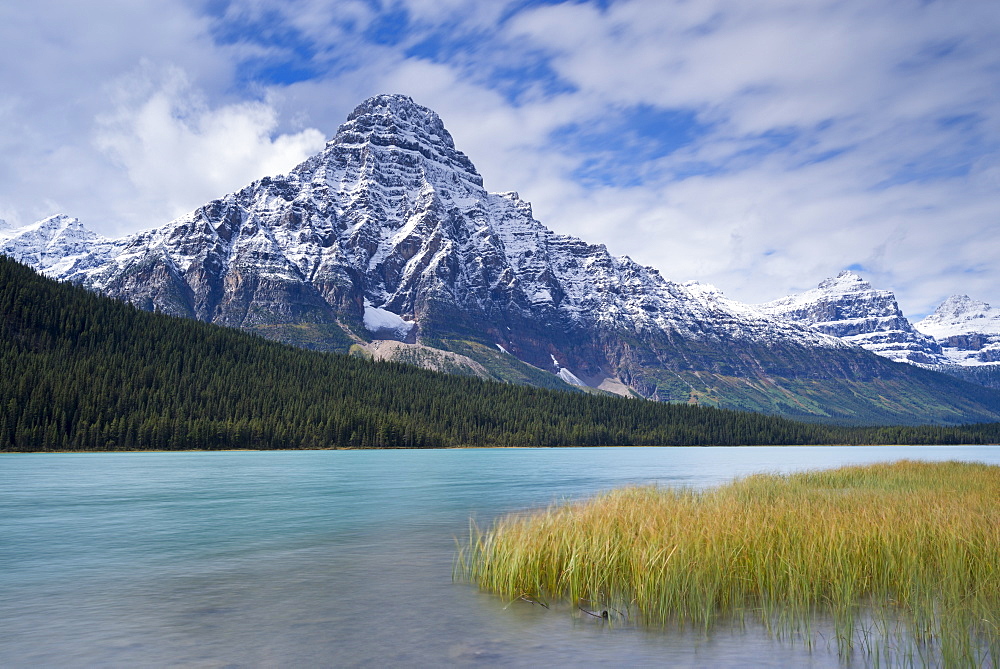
<box><xmin>482</xmin><ymin>188</ymin><xmax>842</xmax><ymax>353</ymax></box>
<box><xmin>915</xmin><ymin>296</ymin><xmax>1000</xmax><ymax>365</ymax></box>
<box><xmin>758</xmin><ymin>271</ymin><xmax>946</xmax><ymax>365</ymax></box>
<box><xmin>363</xmin><ymin>299</ymin><xmax>416</xmax><ymax>340</ymax></box>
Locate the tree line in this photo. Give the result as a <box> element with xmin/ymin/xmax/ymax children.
<box><xmin>2</xmin><ymin>255</ymin><xmax>999</xmax><ymax>452</ymax></box>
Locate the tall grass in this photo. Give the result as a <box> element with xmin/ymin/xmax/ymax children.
<box><xmin>456</xmin><ymin>460</ymin><xmax>1000</xmax><ymax>666</ymax></box>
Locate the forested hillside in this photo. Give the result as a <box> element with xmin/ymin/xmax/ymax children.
<box><xmin>2</xmin><ymin>256</ymin><xmax>999</xmax><ymax>451</ymax></box>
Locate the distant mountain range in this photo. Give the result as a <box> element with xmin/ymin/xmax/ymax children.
<box><xmin>3</xmin><ymin>93</ymin><xmax>1000</xmax><ymax>425</ymax></box>
<box><xmin>758</xmin><ymin>271</ymin><xmax>1000</xmax><ymax>389</ymax></box>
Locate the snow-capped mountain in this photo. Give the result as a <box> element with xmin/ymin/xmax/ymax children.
<box><xmin>7</xmin><ymin>96</ymin><xmax>838</xmax><ymax>353</ymax></box>
<box><xmin>6</xmin><ymin>94</ymin><xmax>1000</xmax><ymax>424</ymax></box>
<box><xmin>0</xmin><ymin>214</ymin><xmax>116</xmax><ymax>279</ymax></box>
<box><xmin>758</xmin><ymin>271</ymin><xmax>946</xmax><ymax>365</ymax></box>
<box><xmin>915</xmin><ymin>296</ymin><xmax>1000</xmax><ymax>365</ymax></box>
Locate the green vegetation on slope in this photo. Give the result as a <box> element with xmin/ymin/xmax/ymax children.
<box><xmin>626</xmin><ymin>332</ymin><xmax>1000</xmax><ymax>425</ymax></box>
<box><xmin>2</xmin><ymin>255</ymin><xmax>1000</xmax><ymax>451</ymax></box>
<box><xmin>457</xmin><ymin>461</ymin><xmax>1000</xmax><ymax>666</ymax></box>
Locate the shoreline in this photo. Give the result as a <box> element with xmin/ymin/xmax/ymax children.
<box><xmin>3</xmin><ymin>443</ymin><xmax>998</xmax><ymax>454</ymax></box>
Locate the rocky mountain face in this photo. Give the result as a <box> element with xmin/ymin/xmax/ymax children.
<box><xmin>758</xmin><ymin>271</ymin><xmax>946</xmax><ymax>365</ymax></box>
<box><xmin>5</xmin><ymin>94</ymin><xmax>1000</xmax><ymax>425</ymax></box>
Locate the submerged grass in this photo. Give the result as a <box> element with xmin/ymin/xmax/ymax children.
<box><xmin>456</xmin><ymin>460</ymin><xmax>1000</xmax><ymax>666</ymax></box>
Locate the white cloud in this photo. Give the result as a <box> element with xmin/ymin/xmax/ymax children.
<box><xmin>0</xmin><ymin>0</ymin><xmax>235</xmax><ymax>232</ymax></box>
<box><xmin>94</xmin><ymin>63</ymin><xmax>325</xmax><ymax>227</ymax></box>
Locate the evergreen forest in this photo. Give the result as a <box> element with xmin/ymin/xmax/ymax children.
<box><xmin>2</xmin><ymin>255</ymin><xmax>999</xmax><ymax>452</ymax></box>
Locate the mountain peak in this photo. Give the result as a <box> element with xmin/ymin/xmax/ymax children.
<box><xmin>39</xmin><ymin>213</ymin><xmax>84</xmax><ymax>231</ymax></box>
<box><xmin>932</xmin><ymin>295</ymin><xmax>992</xmax><ymax>320</ymax></box>
<box><xmin>818</xmin><ymin>270</ymin><xmax>870</xmax><ymax>292</ymax></box>
<box><xmin>318</xmin><ymin>93</ymin><xmax>482</xmax><ymax>187</ymax></box>
<box><xmin>341</xmin><ymin>93</ymin><xmax>452</xmax><ymax>149</ymax></box>
<box><xmin>0</xmin><ymin>213</ymin><xmax>112</xmax><ymax>278</ymax></box>
<box><xmin>0</xmin><ymin>213</ymin><xmax>92</xmax><ymax>241</ymax></box>
<box><xmin>347</xmin><ymin>93</ymin><xmax>426</xmax><ymax>119</ymax></box>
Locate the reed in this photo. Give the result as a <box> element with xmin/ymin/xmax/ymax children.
<box><xmin>456</xmin><ymin>460</ymin><xmax>1000</xmax><ymax>666</ymax></box>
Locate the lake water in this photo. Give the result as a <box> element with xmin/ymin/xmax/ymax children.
<box><xmin>2</xmin><ymin>445</ymin><xmax>998</xmax><ymax>667</ymax></box>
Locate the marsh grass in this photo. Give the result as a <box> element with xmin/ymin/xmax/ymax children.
<box><xmin>456</xmin><ymin>460</ymin><xmax>1000</xmax><ymax>666</ymax></box>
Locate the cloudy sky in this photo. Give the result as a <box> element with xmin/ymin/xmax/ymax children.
<box><xmin>2</xmin><ymin>0</ymin><xmax>999</xmax><ymax>318</ymax></box>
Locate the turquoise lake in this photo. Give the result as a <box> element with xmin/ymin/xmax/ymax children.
<box><xmin>2</xmin><ymin>445</ymin><xmax>999</xmax><ymax>667</ymax></box>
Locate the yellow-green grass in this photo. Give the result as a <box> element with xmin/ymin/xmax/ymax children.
<box><xmin>456</xmin><ymin>460</ymin><xmax>1000</xmax><ymax>665</ymax></box>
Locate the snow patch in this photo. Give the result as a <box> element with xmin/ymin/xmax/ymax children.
<box><xmin>557</xmin><ymin>367</ymin><xmax>588</xmax><ymax>387</ymax></box>
<box><xmin>363</xmin><ymin>300</ymin><xmax>415</xmax><ymax>340</ymax></box>
<box><xmin>550</xmin><ymin>353</ymin><xmax>588</xmax><ymax>387</ymax></box>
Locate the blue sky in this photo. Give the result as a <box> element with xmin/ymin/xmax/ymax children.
<box><xmin>2</xmin><ymin>0</ymin><xmax>1000</xmax><ymax>318</ymax></box>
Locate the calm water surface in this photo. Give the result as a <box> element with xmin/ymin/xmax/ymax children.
<box><xmin>2</xmin><ymin>445</ymin><xmax>998</xmax><ymax>667</ymax></box>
